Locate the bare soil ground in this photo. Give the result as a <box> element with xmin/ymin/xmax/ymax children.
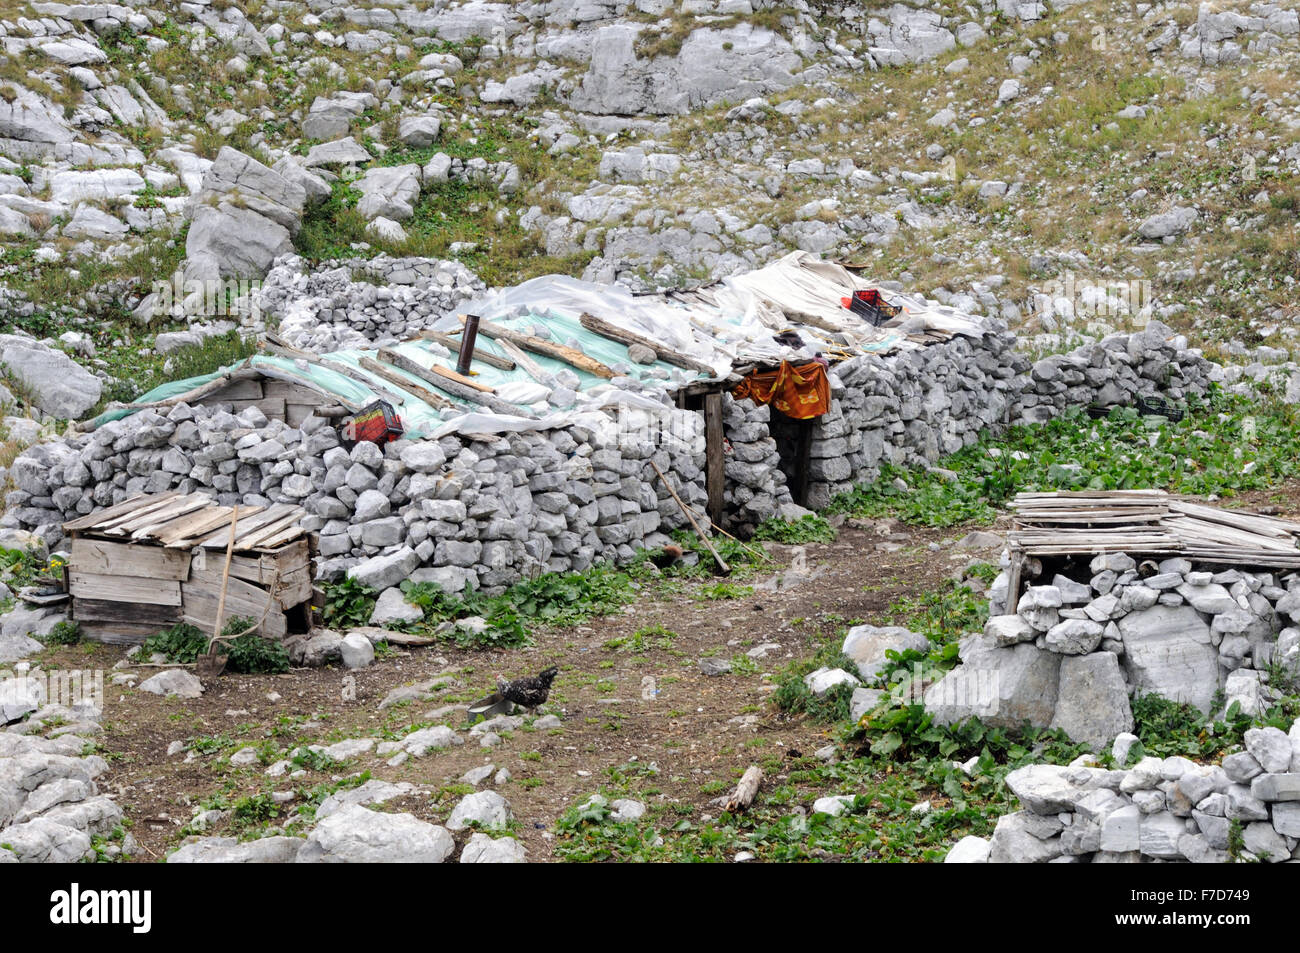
<box><xmin>44</xmin><ymin>521</ymin><xmax>989</xmax><ymax>862</ymax></box>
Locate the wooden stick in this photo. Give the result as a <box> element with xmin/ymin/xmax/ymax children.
<box><xmin>725</xmin><ymin>766</ymin><xmax>763</xmax><ymax>812</ymax></box>
<box><xmin>209</xmin><ymin>505</ymin><xmax>239</xmax><ymax>658</ymax></box>
<box><xmin>416</xmin><ymin>330</ymin><xmax>516</xmax><ymax>371</ymax></box>
<box><xmin>464</xmin><ymin>314</ymin><xmax>616</xmax><ymax>379</ymax></box>
<box><xmin>579</xmin><ymin>312</ymin><xmax>717</xmax><ymax>375</ymax></box>
<box><xmin>649</xmin><ymin>460</ymin><xmax>729</xmax><ymax>575</ymax></box>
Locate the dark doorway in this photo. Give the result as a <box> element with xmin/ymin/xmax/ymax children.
<box><xmin>766</xmin><ymin>408</ymin><xmax>814</xmax><ymax>507</ymax></box>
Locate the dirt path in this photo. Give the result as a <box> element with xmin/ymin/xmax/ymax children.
<box><xmin>49</xmin><ymin>523</ymin><xmax>998</xmax><ymax>862</ymax></box>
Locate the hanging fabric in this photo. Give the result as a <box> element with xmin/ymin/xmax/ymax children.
<box><xmin>731</xmin><ymin>360</ymin><xmax>831</xmax><ymax>419</ymax></box>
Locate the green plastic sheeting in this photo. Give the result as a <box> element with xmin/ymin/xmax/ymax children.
<box><xmin>88</xmin><ymin>313</ymin><xmax>712</xmax><ymax>437</ymax></box>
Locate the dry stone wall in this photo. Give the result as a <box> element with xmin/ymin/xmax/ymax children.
<box><xmin>926</xmin><ymin>552</ymin><xmax>1300</xmax><ymax>751</ymax></box>
<box><xmin>947</xmin><ymin>723</ymin><xmax>1300</xmax><ymax>863</ymax></box>
<box><xmin>0</xmin><ymin>317</ymin><xmax>1217</xmax><ymax>594</ymax></box>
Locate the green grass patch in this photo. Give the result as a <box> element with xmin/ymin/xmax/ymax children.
<box><xmin>753</xmin><ymin>514</ymin><xmax>837</xmax><ymax>544</ymax></box>
<box><xmin>828</xmin><ymin>390</ymin><xmax>1300</xmax><ymax>527</ymax></box>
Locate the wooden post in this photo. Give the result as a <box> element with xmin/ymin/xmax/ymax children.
<box><xmin>212</xmin><ymin>505</ymin><xmax>239</xmax><ymax>645</ymax></box>
<box><xmin>1005</xmin><ymin>546</ymin><xmax>1024</xmax><ymax>614</ymax></box>
<box><xmin>704</xmin><ymin>392</ymin><xmax>724</xmax><ymax>528</ymax></box>
<box><xmin>457</xmin><ymin>313</ymin><xmax>481</xmax><ymax>377</ymax></box>
<box><xmin>415</xmin><ymin>330</ymin><xmax>516</xmax><ymax>371</ymax></box>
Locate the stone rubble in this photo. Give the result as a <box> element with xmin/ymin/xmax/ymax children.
<box><xmin>948</xmin><ymin>721</ymin><xmax>1300</xmax><ymax>863</ymax></box>
<box><xmin>929</xmin><ymin>553</ymin><xmax>1300</xmax><ymax>749</ymax></box>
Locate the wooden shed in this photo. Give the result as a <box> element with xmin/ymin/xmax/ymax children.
<box><xmin>62</xmin><ymin>491</ymin><xmax>314</xmax><ymax>645</ymax></box>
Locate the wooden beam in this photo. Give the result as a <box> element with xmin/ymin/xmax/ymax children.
<box><xmin>377</xmin><ymin>349</ymin><xmax>533</xmax><ymax>418</ymax></box>
<box><xmin>69</xmin><ymin>572</ymin><xmax>182</xmax><ymax>606</ymax></box>
<box><xmin>464</xmin><ymin>315</ymin><xmax>615</xmax><ymax>379</ymax></box>
<box><xmin>355</xmin><ymin>356</ymin><xmax>455</xmax><ymax>411</ymax></box>
<box><xmin>321</xmin><ymin>357</ymin><xmax>410</xmax><ymax>408</ymax></box>
<box><xmin>579</xmin><ymin>312</ymin><xmax>717</xmax><ymax>376</ymax></box>
<box><xmin>416</xmin><ymin>330</ymin><xmax>516</xmax><ymax>371</ymax></box>
<box><xmin>704</xmin><ymin>392</ymin><xmax>725</xmax><ymax>528</ymax></box>
<box><xmin>429</xmin><ymin>363</ymin><xmax>495</xmax><ymax>394</ymax></box>
<box><xmin>74</xmin><ymin>362</ymin><xmax>259</xmax><ymax>430</ymax></box>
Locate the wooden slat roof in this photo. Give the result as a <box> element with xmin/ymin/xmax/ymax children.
<box><xmin>63</xmin><ymin>492</ymin><xmax>307</xmax><ymax>553</ymax></box>
<box><xmin>1008</xmin><ymin>491</ymin><xmax>1300</xmax><ymax>568</ymax></box>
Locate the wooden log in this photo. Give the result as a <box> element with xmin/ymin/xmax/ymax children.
<box><xmin>464</xmin><ymin>315</ymin><xmax>615</xmax><ymax>379</ymax></box>
<box><xmin>356</xmin><ymin>356</ymin><xmax>455</xmax><ymax>411</ymax></box>
<box><xmin>495</xmin><ymin>339</ymin><xmax>557</xmax><ymax>387</ymax></box>
<box><xmin>377</xmin><ymin>348</ymin><xmax>536</xmax><ymax>418</ymax></box>
<box><xmin>321</xmin><ymin>357</ymin><xmax>410</xmax><ymax>408</ymax></box>
<box><xmin>724</xmin><ymin>766</ymin><xmax>763</xmax><ymax>813</ymax></box>
<box><xmin>69</xmin><ymin>538</ymin><xmax>191</xmax><ymax>581</ymax></box>
<box><xmin>347</xmin><ymin>625</ymin><xmax>436</xmax><ymax>647</ymax></box>
<box><xmin>579</xmin><ymin>312</ymin><xmax>717</xmax><ymax>375</ymax></box>
<box><xmin>428</xmin><ymin>362</ymin><xmax>494</xmax><ymax>394</ymax></box>
<box><xmin>416</xmin><ymin>330</ymin><xmax>516</xmax><ymax>370</ymax></box>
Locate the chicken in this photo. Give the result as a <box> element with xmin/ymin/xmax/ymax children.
<box><xmin>495</xmin><ymin>666</ymin><xmax>559</xmax><ymax>713</ymax></box>
<box><xmin>649</xmin><ymin>544</ymin><xmax>685</xmax><ymax>570</ymax></box>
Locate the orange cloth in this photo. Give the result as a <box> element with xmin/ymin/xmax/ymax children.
<box><xmin>731</xmin><ymin>360</ymin><xmax>831</xmax><ymax>419</ymax></box>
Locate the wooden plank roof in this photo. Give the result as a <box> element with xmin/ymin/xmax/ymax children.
<box><xmin>1008</xmin><ymin>491</ymin><xmax>1300</xmax><ymax>568</ymax></box>
<box><xmin>63</xmin><ymin>492</ymin><xmax>307</xmax><ymax>553</ymax></box>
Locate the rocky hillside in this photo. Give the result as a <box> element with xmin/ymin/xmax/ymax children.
<box><xmin>0</xmin><ymin>0</ymin><xmax>1297</xmax><ymax>431</ymax></box>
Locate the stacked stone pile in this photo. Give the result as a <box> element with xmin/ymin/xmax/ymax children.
<box><xmin>0</xmin><ymin>672</ymin><xmax>127</xmax><ymax>863</ymax></box>
<box><xmin>255</xmin><ymin>253</ymin><xmax>486</xmax><ymax>352</ymax></box>
<box><xmin>798</xmin><ymin>323</ymin><xmax>1023</xmax><ymax>509</ymax></box>
<box><xmin>947</xmin><ymin>722</ymin><xmax>1300</xmax><ymax>863</ymax></box>
<box><xmin>721</xmin><ymin>395</ymin><xmax>795</xmax><ymax>532</ymax></box>
<box><xmin>927</xmin><ymin>552</ymin><xmax>1300</xmax><ymax>749</ymax></box>
<box><xmin>1011</xmin><ymin>321</ymin><xmax>1215</xmax><ymax>425</ymax></box>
